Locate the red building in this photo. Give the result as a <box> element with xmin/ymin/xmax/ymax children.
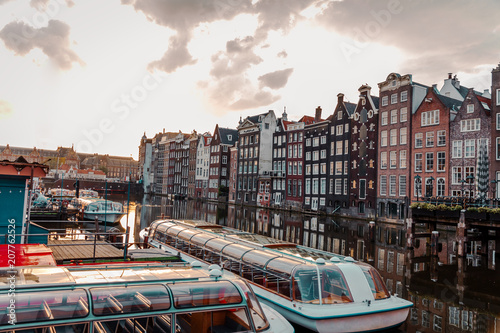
<box><xmin>411</xmin><ymin>87</ymin><xmax>461</xmax><ymax>200</ymax></box>
<box><xmin>491</xmin><ymin>64</ymin><xmax>500</xmax><ymax>197</ymax></box>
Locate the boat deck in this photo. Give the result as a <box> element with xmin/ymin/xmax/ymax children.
<box><xmin>48</xmin><ymin>239</ymin><xmax>126</xmax><ymax>264</ymax></box>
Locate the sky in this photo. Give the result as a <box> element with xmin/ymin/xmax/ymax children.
<box><xmin>0</xmin><ymin>0</ymin><xmax>499</xmax><ymax>159</ymax></box>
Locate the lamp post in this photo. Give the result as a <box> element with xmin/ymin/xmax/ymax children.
<box><xmin>491</xmin><ymin>180</ymin><xmax>497</xmax><ymax>207</ymax></box>
<box><xmin>467</xmin><ymin>174</ymin><xmax>474</xmax><ymax>206</ymax></box>
<box><xmin>415</xmin><ymin>175</ymin><xmax>422</xmax><ymax>202</ymax></box>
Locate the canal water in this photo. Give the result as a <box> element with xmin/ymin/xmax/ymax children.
<box><xmin>119</xmin><ymin>195</ymin><xmax>500</xmax><ymax>333</ymax></box>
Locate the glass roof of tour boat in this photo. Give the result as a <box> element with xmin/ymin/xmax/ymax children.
<box><xmin>0</xmin><ymin>265</ymin><xmax>212</xmax><ymax>289</ymax></box>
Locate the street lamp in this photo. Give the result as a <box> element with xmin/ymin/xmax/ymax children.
<box><xmin>491</xmin><ymin>180</ymin><xmax>498</xmax><ymax>207</ymax></box>
<box><xmin>466</xmin><ymin>174</ymin><xmax>474</xmax><ymax>206</ymax></box>
<box><xmin>414</xmin><ymin>175</ymin><xmax>422</xmax><ymax>201</ymax></box>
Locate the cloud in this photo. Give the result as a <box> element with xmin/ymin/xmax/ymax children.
<box><xmin>259</xmin><ymin>68</ymin><xmax>294</xmax><ymax>89</ymax></box>
<box><xmin>30</xmin><ymin>0</ymin><xmax>74</xmax><ymax>10</ymax></box>
<box><xmin>0</xmin><ymin>20</ymin><xmax>84</xmax><ymax>70</ymax></box>
<box><xmin>147</xmin><ymin>33</ymin><xmax>197</xmax><ymax>73</ymax></box>
<box><xmin>277</xmin><ymin>50</ymin><xmax>287</xmax><ymax>58</ymax></box>
<box><xmin>317</xmin><ymin>0</ymin><xmax>500</xmax><ymax>81</ymax></box>
<box><xmin>0</xmin><ymin>0</ymin><xmax>14</xmax><ymax>5</ymax></box>
<box><xmin>0</xmin><ymin>100</ymin><xmax>13</xmax><ymax>119</ymax></box>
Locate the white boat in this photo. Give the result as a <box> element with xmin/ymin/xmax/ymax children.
<box><xmin>145</xmin><ymin>219</ymin><xmax>413</xmax><ymax>333</ymax></box>
<box><xmin>48</xmin><ymin>188</ymin><xmax>75</xmax><ymax>201</ymax></box>
<box><xmin>82</xmin><ymin>198</ymin><xmax>125</xmax><ymax>224</ymax></box>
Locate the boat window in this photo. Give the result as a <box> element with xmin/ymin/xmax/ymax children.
<box><xmin>318</xmin><ymin>265</ymin><xmax>353</xmax><ymax>304</ymax></box>
<box><xmin>221</xmin><ymin>243</ymin><xmax>253</xmax><ymax>259</ymax></box>
<box><xmin>205</xmin><ymin>238</ymin><xmax>233</xmax><ymax>252</ymax></box>
<box><xmin>177</xmin><ymin>229</ymin><xmax>200</xmax><ymax>241</ymax></box>
<box><xmin>4</xmin><ymin>323</ymin><xmax>88</xmax><ymax>332</ymax></box>
<box><xmin>90</xmin><ymin>284</ymin><xmax>170</xmax><ymax>316</ymax></box>
<box><xmin>292</xmin><ymin>267</ymin><xmax>320</xmax><ymax>303</ymax></box>
<box><xmin>358</xmin><ymin>264</ymin><xmax>390</xmax><ymax>300</ymax></box>
<box><xmin>0</xmin><ymin>267</ymin><xmax>74</xmax><ymax>287</ymax></box>
<box><xmin>190</xmin><ymin>233</ymin><xmax>218</xmax><ymax>247</ymax></box>
<box><xmin>176</xmin><ymin>308</ymin><xmax>252</xmax><ymax>333</ymax></box>
<box><xmin>266</xmin><ymin>257</ymin><xmax>304</xmax><ymax>275</ymax></box>
<box><xmin>170</xmin><ymin>281</ymin><xmax>242</xmax><ymax>309</ymax></box>
<box><xmin>241</xmin><ymin>250</ymin><xmax>280</xmax><ymax>269</ymax></box>
<box><xmin>165</xmin><ymin>225</ymin><xmax>186</xmax><ymax>237</ymax></box>
<box><xmin>231</xmin><ymin>279</ymin><xmax>269</xmax><ymax>332</ymax></box>
<box><xmin>0</xmin><ymin>289</ymin><xmax>88</xmax><ymax>325</ymax></box>
<box><xmin>95</xmin><ymin>314</ymin><xmax>172</xmax><ymax>333</ymax></box>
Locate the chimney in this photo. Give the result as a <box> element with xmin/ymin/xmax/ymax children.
<box><xmin>448</xmin><ymin>73</ymin><xmax>452</xmax><ymax>79</ymax></box>
<box><xmin>432</xmin><ymin>84</ymin><xmax>438</xmax><ymax>92</ymax></box>
<box><xmin>337</xmin><ymin>93</ymin><xmax>344</xmax><ymax>104</ymax></box>
<box><xmin>452</xmin><ymin>75</ymin><xmax>460</xmax><ymax>89</ymax></box>
<box><xmin>315</xmin><ymin>106</ymin><xmax>322</xmax><ymax>122</ymax></box>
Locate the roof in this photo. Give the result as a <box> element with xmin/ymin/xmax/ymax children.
<box><xmin>218</xmin><ymin>127</ymin><xmax>239</xmax><ymax>145</ymax></box>
<box><xmin>436</xmin><ymin>93</ymin><xmax>462</xmax><ymax>111</ymax></box>
<box><xmin>370</xmin><ymin>96</ymin><xmax>380</xmax><ymax>109</ymax></box>
<box><xmin>299</xmin><ymin>115</ymin><xmax>316</xmax><ymax>125</ymax></box>
<box><xmin>245</xmin><ymin>112</ymin><xmax>269</xmax><ymax>124</ymax></box>
<box><xmin>345</xmin><ymin>102</ymin><xmax>357</xmax><ymax>115</ymax></box>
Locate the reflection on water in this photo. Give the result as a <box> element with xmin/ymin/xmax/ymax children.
<box><xmin>133</xmin><ymin>196</ymin><xmax>500</xmax><ymax>333</ymax></box>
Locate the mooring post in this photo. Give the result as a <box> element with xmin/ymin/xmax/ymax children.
<box><xmin>457</xmin><ymin>210</ymin><xmax>467</xmax><ymax>257</ymax></box>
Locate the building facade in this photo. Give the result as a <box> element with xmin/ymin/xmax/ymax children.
<box><xmin>195</xmin><ymin>132</ymin><xmax>211</xmax><ymax>198</ymax></box>
<box><xmin>491</xmin><ymin>64</ymin><xmax>500</xmax><ymax>197</ymax></box>
<box><xmin>349</xmin><ymin>85</ymin><xmax>379</xmax><ymax>218</ymax></box>
<box><xmin>208</xmin><ymin>125</ymin><xmax>238</xmax><ymax>200</ymax></box>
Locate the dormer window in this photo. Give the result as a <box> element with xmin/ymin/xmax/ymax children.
<box><xmin>227</xmin><ymin>134</ymin><xmax>232</xmax><ymax>141</ymax></box>
<box><xmin>467</xmin><ymin>104</ymin><xmax>474</xmax><ymax>113</ymax></box>
<box><xmin>337</xmin><ymin>111</ymin><xmax>342</xmax><ymax>120</ymax></box>
<box><xmin>391</xmin><ymin>80</ymin><xmax>397</xmax><ymax>87</ymax></box>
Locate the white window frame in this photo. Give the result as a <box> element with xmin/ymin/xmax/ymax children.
<box><xmin>460</xmin><ymin>119</ymin><xmax>480</xmax><ymax>132</ymax></box>
<box><xmin>400</xmin><ymin>91</ymin><xmax>408</xmax><ymax>102</ymax></box>
<box><xmin>390</xmin><ymin>151</ymin><xmax>397</xmax><ymax>169</ymax></box>
<box><xmin>381</xmin><ymin>131</ymin><xmax>388</xmax><ymax>147</ymax></box>
<box><xmin>399</xmin><ymin>175</ymin><xmax>406</xmax><ymax>196</ymax></box>
<box><xmin>415</xmin><ymin>133</ymin><xmax>423</xmax><ymax>148</ymax></box>
<box><xmin>437</xmin><ymin>130</ymin><xmax>446</xmax><ymax>146</ymax></box>
<box><xmin>400</xmin><ymin>107</ymin><xmax>408</xmax><ymax>122</ymax></box>
<box><xmin>381</xmin><ymin>111</ymin><xmax>388</xmax><ymax>126</ymax></box>
<box><xmin>391</xmin><ymin>93</ymin><xmax>397</xmax><ymax>104</ymax></box>
<box><xmin>467</xmin><ymin>104</ymin><xmax>474</xmax><ymax>113</ymax></box>
<box><xmin>380</xmin><ymin>175</ymin><xmax>387</xmax><ymax>196</ymax></box>
<box><xmin>382</xmin><ymin>96</ymin><xmax>389</xmax><ymax>106</ymax></box>
<box><xmin>380</xmin><ymin>151</ymin><xmax>387</xmax><ymax>169</ymax></box>
<box><xmin>400</xmin><ymin>127</ymin><xmax>407</xmax><ymax>145</ymax></box>
<box><xmin>464</xmin><ymin>139</ymin><xmax>475</xmax><ymax>158</ymax></box>
<box><xmin>399</xmin><ymin>150</ymin><xmax>407</xmax><ymax>169</ymax></box>
<box><xmin>390</xmin><ymin>109</ymin><xmax>398</xmax><ymax>124</ymax></box>
<box><xmin>426</xmin><ymin>131</ymin><xmax>434</xmax><ymax>147</ymax></box>
<box><xmin>426</xmin><ymin>152</ymin><xmax>434</xmax><ymax>172</ymax></box>
<box><xmin>421</xmin><ymin>110</ymin><xmax>439</xmax><ymax>126</ymax></box>
<box><xmin>437</xmin><ymin>151</ymin><xmax>446</xmax><ymax>172</ymax></box>
<box><xmin>415</xmin><ymin>153</ymin><xmax>422</xmax><ymax>172</ymax></box>
<box><xmin>389</xmin><ymin>175</ymin><xmax>396</xmax><ymax>196</ymax></box>
<box><xmin>390</xmin><ymin>129</ymin><xmax>397</xmax><ymax>146</ymax></box>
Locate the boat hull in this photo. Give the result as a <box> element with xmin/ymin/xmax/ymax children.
<box><xmin>256</xmin><ymin>294</ymin><xmax>409</xmax><ymax>333</ymax></box>
<box><xmin>83</xmin><ymin>212</ymin><xmax>125</xmax><ymax>224</ymax></box>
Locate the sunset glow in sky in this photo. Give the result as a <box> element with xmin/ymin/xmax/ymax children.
<box><xmin>0</xmin><ymin>0</ymin><xmax>499</xmax><ymax>157</ymax></box>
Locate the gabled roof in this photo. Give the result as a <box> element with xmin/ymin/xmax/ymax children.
<box><xmin>345</xmin><ymin>102</ymin><xmax>357</xmax><ymax>115</ymax></box>
<box><xmin>370</xmin><ymin>96</ymin><xmax>380</xmax><ymax>109</ymax></box>
<box><xmin>218</xmin><ymin>127</ymin><xmax>238</xmax><ymax>145</ymax></box>
<box><xmin>477</xmin><ymin>94</ymin><xmax>492</xmax><ymax>111</ymax></box>
<box><xmin>436</xmin><ymin>94</ymin><xmax>462</xmax><ymax>111</ymax></box>
<box><xmin>299</xmin><ymin>115</ymin><xmax>318</xmax><ymax>125</ymax></box>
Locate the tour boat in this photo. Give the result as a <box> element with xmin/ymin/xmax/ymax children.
<box><xmin>145</xmin><ymin>219</ymin><xmax>413</xmax><ymax>333</ymax></box>
<box><xmin>48</xmin><ymin>188</ymin><xmax>75</xmax><ymax>201</ymax></box>
<box><xmin>81</xmin><ymin>198</ymin><xmax>125</xmax><ymax>224</ymax></box>
<box><xmin>0</xmin><ymin>261</ymin><xmax>293</xmax><ymax>333</ymax></box>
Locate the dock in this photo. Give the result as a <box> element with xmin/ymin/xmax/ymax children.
<box><xmin>48</xmin><ymin>239</ymin><xmax>126</xmax><ymax>264</ymax></box>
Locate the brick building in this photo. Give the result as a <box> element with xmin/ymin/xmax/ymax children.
<box><xmin>349</xmin><ymin>85</ymin><xmax>379</xmax><ymax>218</ymax></box>
<box><xmin>283</xmin><ymin>120</ymin><xmax>305</xmax><ymax>209</ymax></box>
<box><xmin>377</xmin><ymin>73</ymin><xmax>427</xmax><ymax>222</ymax></box>
<box><xmin>411</xmin><ymin>87</ymin><xmax>461</xmax><ymax>200</ymax></box>
<box><xmin>228</xmin><ymin>144</ymin><xmax>238</xmax><ymax>203</ymax></box>
<box><xmin>491</xmin><ymin>64</ymin><xmax>500</xmax><ymax>197</ymax></box>
<box><xmin>271</xmin><ymin>113</ymin><xmax>290</xmax><ymax>207</ymax></box>
<box><xmin>208</xmin><ymin>125</ymin><xmax>238</xmax><ymax>200</ymax></box>
<box><xmin>187</xmin><ymin>131</ymin><xmax>199</xmax><ymax>198</ymax></box>
<box><xmin>195</xmin><ymin>132</ymin><xmax>211</xmax><ymax>198</ymax></box>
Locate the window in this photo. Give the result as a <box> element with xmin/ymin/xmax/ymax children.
<box><xmin>305</xmin><ymin>179</ymin><xmax>311</xmax><ymax>194</ymax></box>
<box><xmin>390</xmin><ymin>129</ymin><xmax>397</xmax><ymax>146</ymax></box>
<box><xmin>336</xmin><ymin>125</ymin><xmax>343</xmax><ymax>136</ymax></box>
<box><xmin>399</xmin><ymin>175</ymin><xmax>406</xmax><ymax>196</ymax></box>
<box><xmin>415</xmin><ymin>153</ymin><xmax>422</xmax><ymax>172</ymax></box>
<box><xmin>426</xmin><ymin>132</ymin><xmax>434</xmax><ymax>147</ymax></box>
<box><xmin>389</xmin><ymin>175</ymin><xmax>396</xmax><ymax>196</ymax></box>
<box><xmin>321</xmin><ymin>163</ymin><xmax>326</xmax><ymax>174</ymax></box>
<box><xmin>382</xmin><ymin>96</ymin><xmax>389</xmax><ymax>106</ymax></box>
<box><xmin>465</xmin><ymin>139</ymin><xmax>475</xmax><ymax>158</ymax></box>
<box><xmin>401</xmin><ymin>91</ymin><xmax>408</xmax><ymax>102</ymax></box>
<box><xmin>313</xmin><ymin>164</ymin><xmax>319</xmax><ymax>175</ymax></box>
<box><xmin>381</xmin><ymin>131</ymin><xmax>388</xmax><ymax>147</ymax></box>
<box><xmin>452</xmin><ymin>166</ymin><xmax>462</xmax><ymax>184</ymax></box>
<box><xmin>400</xmin><ymin>150</ymin><xmax>407</xmax><ymax>168</ymax></box>
<box><xmin>320</xmin><ymin>149</ymin><xmax>326</xmax><ymax>159</ymax></box>
<box><xmin>497</xmin><ymin>89</ymin><xmax>500</xmax><ymax>106</ymax></box>
<box><xmin>497</xmin><ymin>114</ymin><xmax>500</xmax><ymax>130</ymax></box>
<box><xmin>461</xmin><ymin>118</ymin><xmax>480</xmax><ymax>132</ymax></box>
<box><xmin>390</xmin><ymin>110</ymin><xmax>398</xmax><ymax>124</ymax></box>
<box><xmin>335</xmin><ymin>161</ymin><xmax>342</xmax><ymax>175</ymax></box>
<box><xmin>426</xmin><ymin>152</ymin><xmax>433</xmax><ymax>171</ymax></box>
<box><xmin>312</xmin><ymin>179</ymin><xmax>318</xmax><ymax>194</ymax></box>
<box><xmin>344</xmin><ymin>123</ymin><xmax>349</xmax><ymax>133</ymax></box>
<box><xmin>305</xmin><ymin>152</ymin><xmax>311</xmax><ymax>161</ymax></box>
<box><xmin>305</xmin><ymin>165</ymin><xmax>311</xmax><ymax>175</ymax></box>
<box><xmin>399</xmin><ymin>127</ymin><xmax>407</xmax><ymax>145</ymax></box>
<box><xmin>359</xmin><ymin>179</ymin><xmax>366</xmax><ymax>199</ymax></box>
<box><xmin>336</xmin><ymin>141</ymin><xmax>343</xmax><ymax>155</ymax></box>
<box><xmin>337</xmin><ymin>110</ymin><xmax>342</xmax><ymax>120</ymax></box>
<box><xmin>343</xmin><ymin>179</ymin><xmax>348</xmax><ymax>195</ymax></box>
<box><xmin>390</xmin><ymin>151</ymin><xmax>397</xmax><ymax>169</ymax></box>
<box><xmin>335</xmin><ymin>179</ymin><xmax>342</xmax><ymax>195</ymax></box>
<box><xmin>344</xmin><ymin>140</ymin><xmax>348</xmax><ymax>155</ymax></box>
<box><xmin>437</xmin><ymin>130</ymin><xmax>446</xmax><ymax>146</ymax></box>
<box><xmin>313</xmin><ymin>137</ymin><xmax>319</xmax><ymax>147</ymax></box>
<box><xmin>437</xmin><ymin>152</ymin><xmax>445</xmax><ymax>172</ymax></box>
<box><xmin>391</xmin><ymin>93</ymin><xmax>397</xmax><ymax>104</ymax></box>
<box><xmin>313</xmin><ymin>151</ymin><xmax>319</xmax><ymax>160</ymax></box>
<box><xmin>497</xmin><ymin>137</ymin><xmax>500</xmax><ymax>160</ymax></box>
<box><xmin>437</xmin><ymin>178</ymin><xmax>445</xmax><ymax>197</ymax></box>
<box><xmin>344</xmin><ymin>161</ymin><xmax>348</xmax><ymax>175</ymax></box>
<box><xmin>321</xmin><ymin>135</ymin><xmax>327</xmax><ymax>144</ymax></box>
<box><xmin>381</xmin><ymin>111</ymin><xmax>388</xmax><ymax>125</ymax></box>
<box><xmin>380</xmin><ymin>152</ymin><xmax>387</xmax><ymax>169</ymax></box>
<box><xmin>415</xmin><ymin>133</ymin><xmax>423</xmax><ymax>148</ymax></box>
<box><xmin>400</xmin><ymin>107</ymin><xmax>407</xmax><ymax>122</ymax></box>
<box><xmin>467</xmin><ymin>104</ymin><xmax>474</xmax><ymax>113</ymax></box>
<box><xmin>452</xmin><ymin>140</ymin><xmax>462</xmax><ymax>158</ymax></box>
<box><xmin>421</xmin><ymin>110</ymin><xmax>439</xmax><ymax>126</ymax></box>
<box><xmin>380</xmin><ymin>175</ymin><xmax>387</xmax><ymax>196</ymax></box>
